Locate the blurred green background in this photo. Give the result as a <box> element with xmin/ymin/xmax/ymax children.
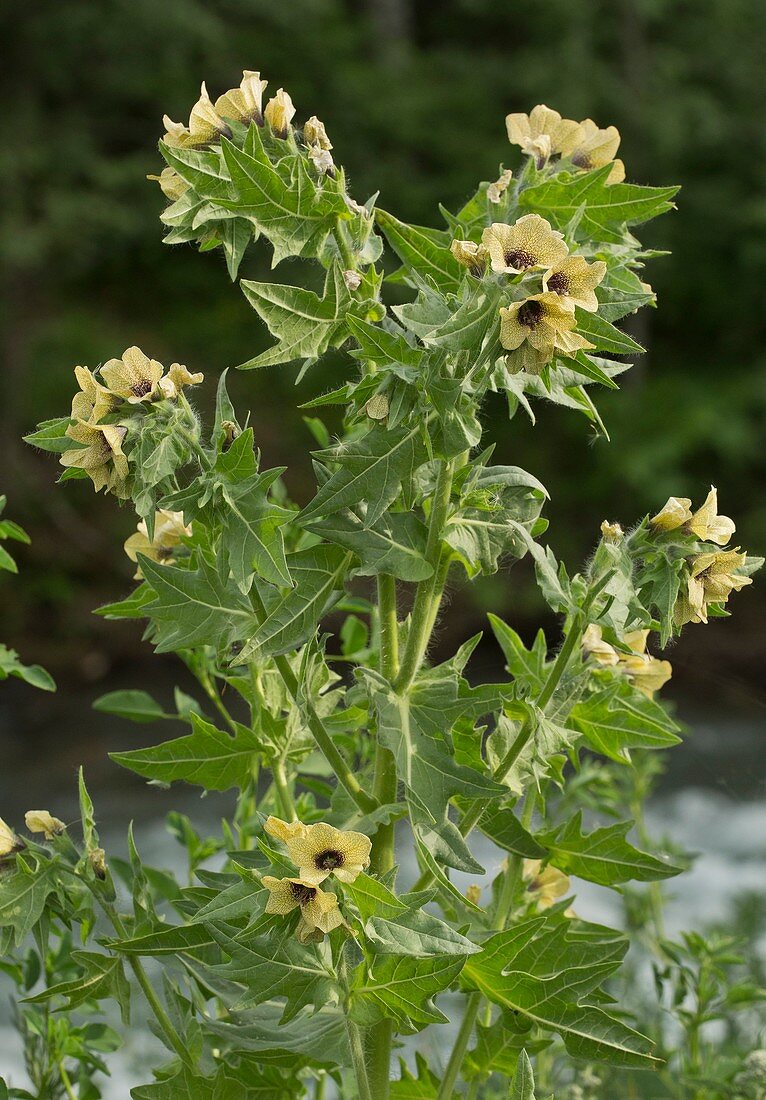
<box><xmin>2</xmin><ymin>0</ymin><xmax>765</xmax><ymax>740</ymax></box>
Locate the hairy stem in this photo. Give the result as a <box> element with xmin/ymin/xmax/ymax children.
<box><xmin>394</xmin><ymin>458</ymin><xmax>455</xmax><ymax>694</ymax></box>
<box><xmin>436</xmin><ymin>854</ymin><xmax>523</xmax><ymax>1099</ymax></box>
<box><xmin>97</xmin><ymin>897</ymin><xmax>192</xmax><ymax>1068</ymax></box>
<box><xmin>271</xmin><ymin>757</ymin><xmax>297</xmax><ymax>820</ymax></box>
<box><xmin>249</xmin><ymin>585</ymin><xmax>377</xmax><ymax>814</ymax></box>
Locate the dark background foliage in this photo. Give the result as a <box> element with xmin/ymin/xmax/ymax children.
<box><xmin>1</xmin><ymin>0</ymin><xmax>764</xmax><ymax>757</ymax></box>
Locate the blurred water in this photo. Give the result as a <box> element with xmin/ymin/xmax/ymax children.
<box><xmin>1</xmin><ymin>696</ymin><xmax>764</xmax><ymax>1092</ymax></box>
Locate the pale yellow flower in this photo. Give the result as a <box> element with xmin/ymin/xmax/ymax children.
<box><xmin>675</xmin><ymin>549</ymin><xmax>752</xmax><ymax>626</ymax></box>
<box><xmin>569</xmin><ymin>119</ymin><xmax>621</xmax><ymax>171</ymax></box>
<box><xmin>581</xmin><ymin>623</ymin><xmax>620</xmax><ymax>667</ymax></box>
<box><xmin>25</xmin><ymin>810</ymin><xmax>66</xmax><ymax>840</ymax></box>
<box><xmin>600</xmin><ymin>520</ymin><xmax>624</xmax><ymax>542</ymax></box>
<box><xmin>264</xmin><ymin>89</ymin><xmax>295</xmax><ymax>139</ymax></box>
<box><xmin>146</xmin><ymin>168</ymin><xmax>190</xmax><ymax>203</ymax></box>
<box><xmin>465</xmin><ymin>884</ymin><xmax>482</xmax><ymax>906</ymax></box>
<box><xmin>583</xmin><ymin>626</ymin><xmax>671</xmax><ymax>696</ymax></box>
<box><xmin>542</xmin><ymin>256</ymin><xmax>607</xmax><ymax>312</ymax></box>
<box><xmin>505</xmin><ymin>105</ymin><xmax>582</xmax><ymax>164</ymax></box>
<box><xmin>162</xmin><ymin>83</ymin><xmax>228</xmax><ymax>148</ymax></box>
<box><xmin>651</xmin><ymin>496</ymin><xmax>693</xmax><ymax>532</ymax></box>
<box><xmin>499</xmin><ymin>292</ymin><xmax>592</xmax><ymax>370</ymax></box>
<box><xmin>618</xmin><ymin>631</ymin><xmax>672</xmax><ymax>697</ymax></box>
<box><xmin>523</xmin><ymin>859</ymin><xmax>571</xmax><ymax>909</ymax></box>
<box><xmin>214</xmin><ymin>71</ymin><xmax>268</xmax><ymax>126</ymax></box>
<box><xmin>262</xmin><ymin>876</ymin><xmax>344</xmax><ymax>939</ymax></box>
<box><xmin>70</xmin><ymin>366</ymin><xmax>118</xmax><ymax>423</ymax></box>
<box><xmin>284</xmin><ymin>821</ymin><xmax>371</xmax><ymax>886</ymax></box>
<box><xmin>606</xmin><ymin>159</ymin><xmax>626</xmax><ymax>185</ymax></box>
<box><xmin>687</xmin><ymin>487</ymin><xmax>735</xmax><ymax>546</ymax></box>
<box><xmin>60</xmin><ymin>422</ymin><xmax>129</xmax><ymax>496</ymax></box>
<box><xmin>487</xmin><ymin>168</ymin><xmax>513</xmax><ymax>204</ymax></box>
<box><xmin>264</xmin><ymin>815</ymin><xmax>309</xmax><ymax>844</ymax></box>
<box><xmin>303</xmin><ymin>116</ymin><xmax>332</xmax><ymax>151</ymax></box>
<box><xmin>482</xmin><ymin>215</ymin><xmax>568</xmax><ymax>275</ymax></box>
<box><xmin>450</xmin><ymin>239</ymin><xmax>489</xmax><ymax>278</ymax></box>
<box><xmin>101</xmin><ymin>347</ymin><xmax>165</xmax><ymax>403</ymax></box>
<box><xmin>156</xmin><ymin>362</ymin><xmax>204</xmax><ymax>400</ymax></box>
<box><xmin>124</xmin><ymin>510</ymin><xmax>191</xmax><ymax>579</ymax></box>
<box><xmin>0</xmin><ymin>817</ymin><xmax>23</xmax><ymax>859</ymax></box>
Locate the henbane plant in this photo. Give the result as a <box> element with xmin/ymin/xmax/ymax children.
<box><xmin>7</xmin><ymin>75</ymin><xmax>762</xmax><ymax>1097</ymax></box>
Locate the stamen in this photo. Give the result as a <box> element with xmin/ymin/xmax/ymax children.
<box><xmin>518</xmin><ymin>300</ymin><xmax>544</xmax><ymax>329</ymax></box>
<box><xmin>315</xmin><ymin>848</ymin><xmax>344</xmax><ymax>871</ymax></box>
<box><xmin>505</xmin><ymin>248</ymin><xmax>536</xmax><ymax>270</ymax></box>
<box><xmin>289</xmin><ymin>882</ymin><xmax>317</xmax><ymax>905</ymax></box>
<box><xmin>547</xmin><ymin>272</ymin><xmax>570</xmax><ymax>295</ymax></box>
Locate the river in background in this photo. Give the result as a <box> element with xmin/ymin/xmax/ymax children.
<box><xmin>0</xmin><ymin>675</ymin><xmax>764</xmax><ymax>1093</ymax></box>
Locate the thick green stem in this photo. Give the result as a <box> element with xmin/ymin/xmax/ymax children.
<box><xmin>339</xmin><ymin>951</ymin><xmax>374</xmax><ymax>1100</ymax></box>
<box><xmin>365</xmin><ymin>576</ymin><xmax>400</xmax><ymax>1099</ymax></box>
<box><xmin>271</xmin><ymin>757</ymin><xmax>297</xmax><ymax>820</ymax></box>
<box><xmin>249</xmin><ymin>585</ymin><xmax>377</xmax><ymax>814</ymax></box>
<box><xmin>333</xmin><ymin>218</ymin><xmax>357</xmax><ymax>270</ymax></box>
<box><xmin>394</xmin><ymin>459</ymin><xmax>455</xmax><ymax>694</ymax></box>
<box><xmin>436</xmin><ymin>854</ymin><xmax>523</xmax><ymax>1099</ymax></box>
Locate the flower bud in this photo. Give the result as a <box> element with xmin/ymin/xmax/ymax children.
<box><xmin>600</xmin><ymin>520</ymin><xmax>623</xmax><ymax>542</ymax></box>
<box><xmin>89</xmin><ymin>847</ymin><xmax>108</xmax><ymax>880</ymax></box>
<box><xmin>486</xmin><ymin>168</ymin><xmax>513</xmax><ymax>204</ymax></box>
<box><xmin>303</xmin><ymin>116</ymin><xmax>332</xmax><ymax>151</ymax></box>
<box><xmin>264</xmin><ymin>89</ymin><xmax>296</xmax><ymax>138</ymax></box>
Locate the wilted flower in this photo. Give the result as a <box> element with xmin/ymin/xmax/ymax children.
<box><xmin>506</xmin><ymin>105</ymin><xmax>581</xmax><ymax>165</ymax></box>
<box><xmin>569</xmin><ymin>119</ymin><xmax>621</xmax><ymax>172</ymax></box>
<box><xmin>60</xmin><ymin>422</ymin><xmax>129</xmax><ymax>496</ymax></box>
<box><xmin>156</xmin><ymin>362</ymin><xmax>204</xmax><ymax>400</ymax></box>
<box><xmin>600</xmin><ymin>520</ymin><xmax>624</xmax><ymax>542</ymax></box>
<box><xmin>482</xmin><ymin>215</ymin><xmax>568</xmax><ymax>275</ymax></box>
<box><xmin>343</xmin><ymin>269</ymin><xmax>362</xmax><ymax>292</ymax></box>
<box><xmin>101</xmin><ymin>346</ymin><xmax>164</xmax><ymax>403</ymax></box>
<box><xmin>542</xmin><ymin>256</ymin><xmax>607</xmax><ymax>312</ymax></box>
<box><xmin>124</xmin><ymin>510</ymin><xmax>191</xmax><ymax>579</ymax></box>
<box><xmin>146</xmin><ymin>167</ymin><xmax>190</xmax><ymax>203</ymax></box>
<box><xmin>0</xmin><ymin>817</ymin><xmax>24</xmax><ymax>859</ymax></box>
<box><xmin>523</xmin><ymin>859</ymin><xmax>571</xmax><ymax>909</ymax></box>
<box><xmin>262</xmin><ymin>876</ymin><xmax>344</xmax><ymax>940</ymax></box>
<box><xmin>303</xmin><ymin>116</ymin><xmax>332</xmax><ymax>150</ymax></box>
<box><xmin>499</xmin><ymin>292</ymin><xmax>592</xmax><ymax>370</ymax></box>
<box><xmin>264</xmin><ymin>815</ymin><xmax>309</xmax><ymax>844</ymax></box>
<box><xmin>687</xmin><ymin>487</ymin><xmax>735</xmax><ymax>546</ymax></box>
<box><xmin>25</xmin><ymin>810</ymin><xmax>66</xmax><ymax>840</ymax></box>
<box><xmin>264</xmin><ymin>89</ymin><xmax>295</xmax><ymax>139</ymax></box>
<box><xmin>734</xmin><ymin>1049</ymin><xmax>766</xmax><ymax>1099</ymax></box>
<box><xmin>214</xmin><ymin>70</ymin><xmax>268</xmax><ymax>127</ymax></box>
<box><xmin>283</xmin><ymin>821</ymin><xmax>372</xmax><ymax>885</ymax></box>
<box><xmin>308</xmin><ymin>145</ymin><xmax>334</xmax><ymax>175</ymax></box>
<box><xmin>450</xmin><ymin>239</ymin><xmax>489</xmax><ymax>278</ymax></box>
<box><xmin>70</xmin><ymin>366</ymin><xmax>117</xmax><ymax>422</ymax></box>
<box><xmin>89</xmin><ymin>847</ymin><xmax>108</xmax><ymax>880</ymax></box>
<box><xmin>365</xmin><ymin>394</ymin><xmax>389</xmax><ymax>421</ymax></box>
<box><xmin>465</xmin><ymin>884</ymin><xmax>482</xmax><ymax>905</ymax></box>
<box><xmin>162</xmin><ymin>83</ymin><xmax>228</xmax><ymax>148</ymax></box>
<box><xmin>675</xmin><ymin>549</ymin><xmax>752</xmax><ymax>626</ymax></box>
<box><xmin>486</xmin><ymin>168</ymin><xmax>513</xmax><ymax>204</ymax></box>
<box><xmin>651</xmin><ymin>495</ymin><xmax>693</xmax><ymax>532</ymax></box>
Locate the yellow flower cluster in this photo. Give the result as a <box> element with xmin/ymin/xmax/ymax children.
<box><xmin>651</xmin><ymin>488</ymin><xmax>753</xmax><ymax>626</ymax></box>
<box><xmin>451</xmin><ymin>213</ymin><xmax>606</xmax><ymax>373</ymax></box>
<box><xmin>582</xmin><ymin>625</ymin><xmax>672</xmax><ymax>697</ymax></box>
<box><xmin>162</xmin><ymin>72</ymin><xmax>269</xmax><ymax>149</ymax></box>
<box><xmin>59</xmin><ymin>347</ymin><xmax>202</xmax><ymax>496</ymax></box>
<box><xmin>262</xmin><ymin>816</ymin><xmax>371</xmax><ymax>943</ymax></box>
<box><xmin>506</xmin><ymin>104</ymin><xmax>624</xmax><ymax>183</ymax></box>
